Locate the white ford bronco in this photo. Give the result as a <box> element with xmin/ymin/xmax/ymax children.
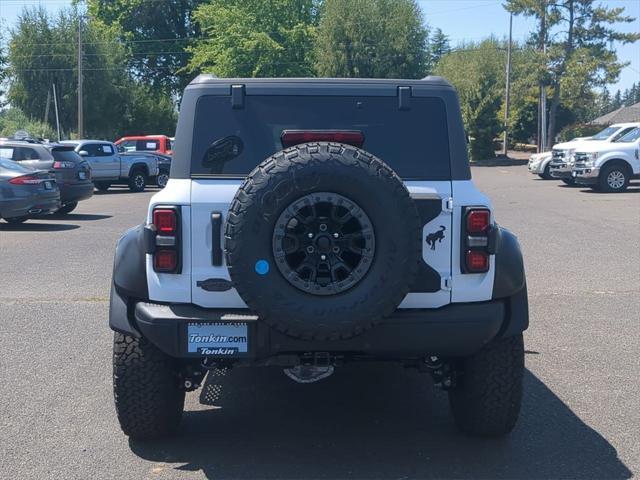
<box><xmin>109</xmin><ymin>76</ymin><xmax>529</xmax><ymax>439</ymax></box>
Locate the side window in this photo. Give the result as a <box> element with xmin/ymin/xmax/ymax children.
<box><xmin>120</xmin><ymin>140</ymin><xmax>136</xmax><ymax>152</ymax></box>
<box><xmin>98</xmin><ymin>144</ymin><xmax>115</xmax><ymax>156</ymax></box>
<box><xmin>611</xmin><ymin>128</ymin><xmax>634</xmax><ymax>142</ymax></box>
<box><xmin>82</xmin><ymin>144</ymin><xmax>101</xmax><ymax>157</ymax></box>
<box><xmin>0</xmin><ymin>147</ymin><xmax>15</xmax><ymax>160</ymax></box>
<box><xmin>12</xmin><ymin>147</ymin><xmax>40</xmax><ymax>161</ymax></box>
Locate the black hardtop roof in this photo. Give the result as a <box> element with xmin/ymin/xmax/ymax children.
<box><xmin>189</xmin><ymin>75</ymin><xmax>453</xmax><ymax>89</ymax></box>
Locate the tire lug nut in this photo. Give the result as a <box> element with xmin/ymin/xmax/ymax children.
<box><xmin>332</xmin><ymin>246</ymin><xmax>340</xmax><ymax>253</ymax></box>
<box><xmin>320</xmin><ymin>254</ymin><xmax>326</xmax><ymax>261</ymax></box>
<box><xmin>306</xmin><ymin>246</ymin><xmax>315</xmax><ymax>253</ymax></box>
<box><xmin>307</xmin><ymin>233</ymin><xmax>313</xmax><ymax>238</ymax></box>
<box><xmin>319</xmin><ymin>224</ymin><xmax>327</xmax><ymax>231</ymax></box>
<box><xmin>333</xmin><ymin>232</ymin><xmax>339</xmax><ymax>238</ymax></box>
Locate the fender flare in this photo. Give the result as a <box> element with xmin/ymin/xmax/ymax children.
<box><xmin>109</xmin><ymin>224</ymin><xmax>148</xmax><ymax>335</ymax></box>
<box><xmin>492</xmin><ymin>226</ymin><xmax>528</xmax><ymax>336</ymax></box>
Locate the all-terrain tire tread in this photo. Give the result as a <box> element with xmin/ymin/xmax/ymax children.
<box><xmin>112</xmin><ymin>332</ymin><xmax>184</xmax><ymax>439</ymax></box>
<box><xmin>224</xmin><ymin>142</ymin><xmax>421</xmax><ymax>340</ymax></box>
<box><xmin>449</xmin><ymin>334</ymin><xmax>524</xmax><ymax>436</ymax></box>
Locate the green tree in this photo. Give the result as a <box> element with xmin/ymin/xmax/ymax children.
<box><xmin>7</xmin><ymin>7</ymin><xmax>130</xmax><ymax>138</ymax></box>
<box><xmin>0</xmin><ymin>108</ymin><xmax>56</xmax><ymax>139</ymax></box>
<box><xmin>0</xmin><ymin>29</ymin><xmax>7</xmax><ymax>106</ymax></box>
<box><xmin>87</xmin><ymin>0</ymin><xmax>206</xmax><ymax>95</ymax></box>
<box><xmin>7</xmin><ymin>6</ymin><xmax>176</xmax><ymax>139</ymax></box>
<box><xmin>426</xmin><ymin>27</ymin><xmax>450</xmax><ymax>73</ymax></box>
<box><xmin>187</xmin><ymin>0</ymin><xmax>319</xmax><ymax>78</ymax></box>
<box><xmin>505</xmin><ymin>0</ymin><xmax>640</xmax><ymax>148</ymax></box>
<box><xmin>435</xmin><ymin>39</ymin><xmax>505</xmax><ymax>160</ymax></box>
<box><xmin>315</xmin><ymin>0</ymin><xmax>428</xmax><ymax>78</ymax></box>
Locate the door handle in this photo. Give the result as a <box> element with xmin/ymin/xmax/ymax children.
<box><xmin>211</xmin><ymin>212</ymin><xmax>223</xmax><ymax>266</ymax></box>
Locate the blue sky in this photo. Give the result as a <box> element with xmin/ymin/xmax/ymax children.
<box><xmin>1</xmin><ymin>0</ymin><xmax>639</xmax><ymax>92</ymax></box>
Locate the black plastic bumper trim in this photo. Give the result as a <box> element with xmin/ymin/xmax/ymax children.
<box><xmin>133</xmin><ymin>301</ymin><xmax>507</xmax><ymax>359</ymax></box>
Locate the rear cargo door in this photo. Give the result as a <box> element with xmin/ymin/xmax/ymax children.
<box><xmin>190</xmin><ymin>86</ymin><xmax>453</xmax><ymax>309</ymax></box>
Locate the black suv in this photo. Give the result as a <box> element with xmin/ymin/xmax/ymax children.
<box><xmin>109</xmin><ymin>76</ymin><xmax>528</xmax><ymax>439</ymax></box>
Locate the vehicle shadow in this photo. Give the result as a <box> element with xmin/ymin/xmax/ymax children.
<box><xmin>129</xmin><ymin>364</ymin><xmax>631</xmax><ymax>479</ymax></box>
<box><xmin>50</xmin><ymin>213</ymin><xmax>112</xmax><ymax>221</ymax></box>
<box><xmin>0</xmin><ymin>222</ymin><xmax>79</xmax><ymax>231</ymax></box>
<box><xmin>578</xmin><ymin>186</ymin><xmax>640</xmax><ymax>194</ymax></box>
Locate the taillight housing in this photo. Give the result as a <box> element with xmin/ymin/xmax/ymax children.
<box><xmin>462</xmin><ymin>207</ymin><xmax>492</xmax><ymax>274</ymax></box>
<box><xmin>466</xmin><ymin>209</ymin><xmax>490</xmax><ymax>233</ymax></box>
<box><xmin>153</xmin><ymin>208</ymin><xmax>177</xmax><ymax>234</ymax></box>
<box><xmin>53</xmin><ymin>161</ymin><xmax>75</xmax><ymax>169</ymax></box>
<box><xmin>281</xmin><ymin>130</ymin><xmax>365</xmax><ymax>148</ymax></box>
<box><xmin>9</xmin><ymin>174</ymin><xmax>46</xmax><ymax>185</ymax></box>
<box><xmin>150</xmin><ymin>206</ymin><xmax>180</xmax><ymax>273</ymax></box>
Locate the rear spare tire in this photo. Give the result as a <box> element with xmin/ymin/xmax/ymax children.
<box><xmin>225</xmin><ymin>142</ymin><xmax>421</xmax><ymax>340</ymax></box>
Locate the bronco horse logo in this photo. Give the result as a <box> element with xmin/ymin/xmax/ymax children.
<box><xmin>425</xmin><ymin>225</ymin><xmax>446</xmax><ymax>250</ymax></box>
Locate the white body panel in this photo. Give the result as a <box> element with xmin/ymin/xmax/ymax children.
<box><xmin>450</xmin><ymin>180</ymin><xmax>495</xmax><ymax>303</ymax></box>
<box><xmin>145</xmin><ymin>178</ymin><xmax>495</xmax><ymax>308</ymax></box>
<box><xmin>146</xmin><ymin>179</ymin><xmax>192</xmax><ymax>303</ymax></box>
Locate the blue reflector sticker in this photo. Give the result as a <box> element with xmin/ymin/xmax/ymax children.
<box><xmin>255</xmin><ymin>259</ymin><xmax>269</xmax><ymax>275</ymax></box>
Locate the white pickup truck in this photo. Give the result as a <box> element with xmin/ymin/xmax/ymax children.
<box><xmin>572</xmin><ymin>126</ymin><xmax>640</xmax><ymax>192</ymax></box>
<box><xmin>545</xmin><ymin>123</ymin><xmax>639</xmax><ymax>184</ymax></box>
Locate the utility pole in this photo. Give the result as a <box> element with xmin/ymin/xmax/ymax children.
<box><xmin>53</xmin><ymin>83</ymin><xmax>61</xmax><ymax>142</ymax></box>
<box><xmin>502</xmin><ymin>13</ymin><xmax>513</xmax><ymax>156</ymax></box>
<box><xmin>77</xmin><ymin>13</ymin><xmax>84</xmax><ymax>139</ymax></box>
<box><xmin>43</xmin><ymin>87</ymin><xmax>51</xmax><ymax>136</ymax></box>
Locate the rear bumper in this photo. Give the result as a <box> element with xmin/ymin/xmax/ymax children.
<box><xmin>110</xmin><ymin>292</ymin><xmax>527</xmax><ymax>360</ymax></box>
<box><xmin>60</xmin><ymin>182</ymin><xmax>94</xmax><ymax>203</ymax></box>
<box><xmin>0</xmin><ymin>193</ymin><xmax>61</xmax><ymax>219</ymax></box>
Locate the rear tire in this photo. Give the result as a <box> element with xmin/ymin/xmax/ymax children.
<box><xmin>597</xmin><ymin>163</ymin><xmax>630</xmax><ymax>193</ymax></box>
<box><xmin>113</xmin><ymin>333</ymin><xmax>185</xmax><ymax>439</ymax></box>
<box><xmin>95</xmin><ymin>181</ymin><xmax>111</xmax><ymax>192</ymax></box>
<box><xmin>561</xmin><ymin>178</ymin><xmax>575</xmax><ymax>186</ymax></box>
<box><xmin>448</xmin><ymin>334</ymin><xmax>524</xmax><ymax>436</ymax></box>
<box><xmin>128</xmin><ymin>170</ymin><xmax>147</xmax><ymax>192</ymax></box>
<box><xmin>57</xmin><ymin>202</ymin><xmax>78</xmax><ymax>215</ymax></box>
<box><xmin>5</xmin><ymin>216</ymin><xmax>28</xmax><ymax>224</ymax></box>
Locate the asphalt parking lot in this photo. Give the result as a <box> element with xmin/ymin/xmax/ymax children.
<box><xmin>1</xmin><ymin>166</ymin><xmax>638</xmax><ymax>479</ymax></box>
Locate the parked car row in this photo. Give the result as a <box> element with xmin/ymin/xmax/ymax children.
<box><xmin>0</xmin><ymin>132</ymin><xmax>173</xmax><ymax>224</ymax></box>
<box><xmin>528</xmin><ymin>122</ymin><xmax>640</xmax><ymax>192</ymax></box>
<box><xmin>61</xmin><ymin>139</ymin><xmax>170</xmax><ymax>192</ymax></box>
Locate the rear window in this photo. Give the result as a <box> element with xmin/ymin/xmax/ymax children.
<box><xmin>51</xmin><ymin>149</ymin><xmax>82</xmax><ymax>163</ymax></box>
<box><xmin>191</xmin><ymin>95</ymin><xmax>451</xmax><ymax>179</ymax></box>
<box><xmin>137</xmin><ymin>139</ymin><xmax>159</xmax><ymax>151</ymax></box>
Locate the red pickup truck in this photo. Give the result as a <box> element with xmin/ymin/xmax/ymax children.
<box><xmin>114</xmin><ymin>135</ymin><xmax>173</xmax><ymax>155</ymax></box>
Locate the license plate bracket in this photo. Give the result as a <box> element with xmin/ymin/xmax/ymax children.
<box><xmin>186</xmin><ymin>322</ymin><xmax>249</xmax><ymax>357</ymax></box>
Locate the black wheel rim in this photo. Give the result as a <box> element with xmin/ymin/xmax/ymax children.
<box><xmin>273</xmin><ymin>192</ymin><xmax>375</xmax><ymax>296</ymax></box>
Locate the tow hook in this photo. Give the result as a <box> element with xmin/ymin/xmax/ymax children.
<box><xmin>179</xmin><ymin>367</ymin><xmax>205</xmax><ymax>392</ymax></box>
<box><xmin>283</xmin><ymin>352</ymin><xmax>335</xmax><ymax>384</ymax></box>
<box><xmin>423</xmin><ymin>356</ymin><xmax>456</xmax><ymax>390</ymax></box>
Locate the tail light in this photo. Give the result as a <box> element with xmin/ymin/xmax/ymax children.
<box><xmin>149</xmin><ymin>206</ymin><xmax>181</xmax><ymax>273</ymax></box>
<box><xmin>9</xmin><ymin>174</ymin><xmax>47</xmax><ymax>185</ymax></box>
<box><xmin>53</xmin><ymin>161</ymin><xmax>75</xmax><ymax>169</ymax></box>
<box><xmin>462</xmin><ymin>207</ymin><xmax>492</xmax><ymax>274</ymax></box>
<box><xmin>281</xmin><ymin>130</ymin><xmax>365</xmax><ymax>148</ymax></box>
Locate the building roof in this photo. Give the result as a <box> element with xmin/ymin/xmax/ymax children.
<box><xmin>590</xmin><ymin>102</ymin><xmax>640</xmax><ymax>125</ymax></box>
